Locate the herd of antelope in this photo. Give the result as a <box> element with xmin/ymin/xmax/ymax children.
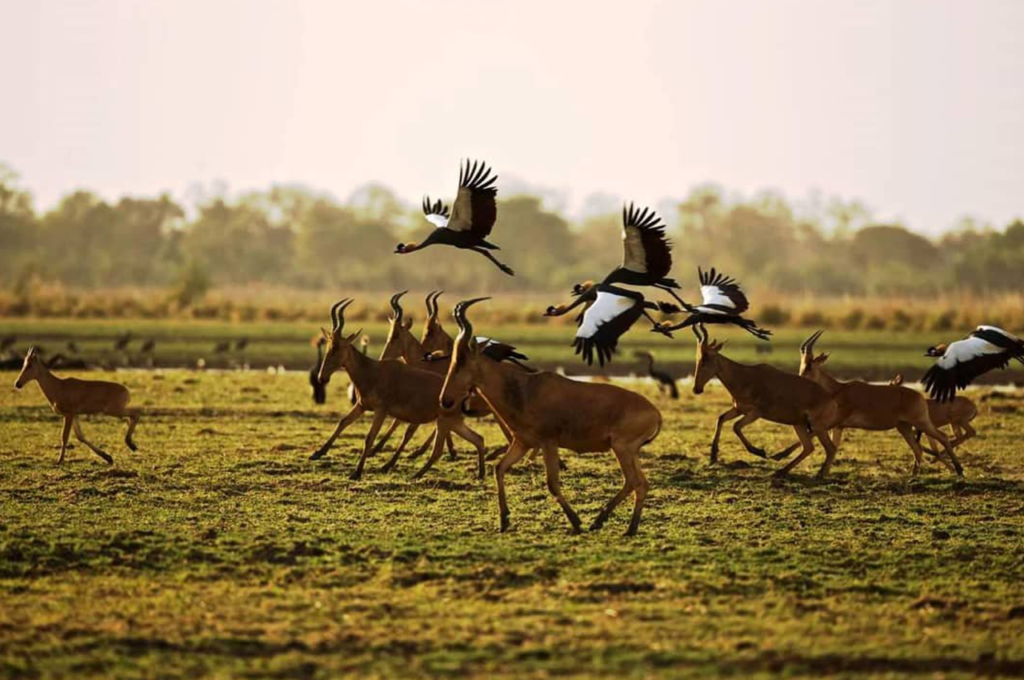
<box><xmin>10</xmin><ymin>158</ymin><xmax>1024</xmax><ymax>535</ymax></box>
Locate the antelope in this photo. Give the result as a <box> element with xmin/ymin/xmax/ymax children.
<box><xmin>798</xmin><ymin>330</ymin><xmax>963</xmax><ymax>476</ymax></box>
<box><xmin>439</xmin><ymin>298</ymin><xmax>662</xmax><ymax>536</ymax></box>
<box><xmin>689</xmin><ymin>325</ymin><xmax>839</xmax><ymax>478</ymax></box>
<box><xmin>13</xmin><ymin>347</ymin><xmax>141</xmax><ymax>465</ymax></box>
<box><xmin>420</xmin><ymin>290</ymin><xmax>454</xmax><ymax>355</ymax></box>
<box><xmin>890</xmin><ymin>374</ymin><xmax>979</xmax><ymax>454</ymax></box>
<box><xmin>311</xmin><ymin>299</ymin><xmax>487</xmax><ymax>481</ymax></box>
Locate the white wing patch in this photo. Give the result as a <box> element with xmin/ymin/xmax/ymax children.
<box><xmin>425</xmin><ymin>214</ymin><xmax>449</xmax><ymax>229</ymax></box>
<box><xmin>937</xmin><ymin>336</ymin><xmax>1003</xmax><ymax>369</ymax></box>
<box><xmin>700</xmin><ymin>285</ymin><xmax>737</xmax><ymax>310</ymax></box>
<box><xmin>577</xmin><ymin>291</ymin><xmax>633</xmax><ymax>339</ymax></box>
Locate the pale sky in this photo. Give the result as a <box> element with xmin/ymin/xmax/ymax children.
<box><xmin>1</xmin><ymin>0</ymin><xmax>1023</xmax><ymax>234</ymax></box>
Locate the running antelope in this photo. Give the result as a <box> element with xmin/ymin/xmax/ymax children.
<box><xmin>311</xmin><ymin>299</ymin><xmax>487</xmax><ymax>481</ymax></box>
<box><xmin>798</xmin><ymin>331</ymin><xmax>963</xmax><ymax>476</ymax></box>
<box><xmin>689</xmin><ymin>325</ymin><xmax>839</xmax><ymax>478</ymax></box>
<box><xmin>14</xmin><ymin>347</ymin><xmax>141</xmax><ymax>465</ymax></box>
<box><xmin>891</xmin><ymin>374</ymin><xmax>979</xmax><ymax>455</ymax></box>
<box><xmin>439</xmin><ymin>298</ymin><xmax>662</xmax><ymax>536</ymax></box>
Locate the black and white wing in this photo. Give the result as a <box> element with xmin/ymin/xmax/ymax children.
<box><xmin>972</xmin><ymin>325</ymin><xmax>1024</xmax><ymax>354</ymax></box>
<box><xmin>422</xmin><ymin>196</ymin><xmax>450</xmax><ymax>228</ymax></box>
<box><xmin>694</xmin><ymin>267</ymin><xmax>750</xmax><ymax>315</ymax></box>
<box><xmin>621</xmin><ymin>203</ymin><xmax>672</xmax><ymax>281</ymax></box>
<box><xmin>476</xmin><ymin>336</ymin><xmax>529</xmax><ymax>363</ymax></box>
<box><xmin>921</xmin><ymin>331</ymin><xmax>1019</xmax><ymax>402</ymax></box>
<box><xmin>447</xmin><ymin>159</ymin><xmax>498</xmax><ymax>238</ymax></box>
<box><xmin>573</xmin><ymin>285</ymin><xmax>645</xmax><ymax>366</ymax></box>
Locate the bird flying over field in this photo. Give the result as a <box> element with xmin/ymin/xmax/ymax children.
<box><xmin>652</xmin><ymin>267</ymin><xmax>771</xmax><ymax>340</ymax></box>
<box><xmin>394</xmin><ymin>160</ymin><xmax>514</xmax><ymax>276</ymax></box>
<box><xmin>573</xmin><ymin>284</ymin><xmax>677</xmax><ymax>367</ymax></box>
<box><xmin>568</xmin><ymin>203</ymin><xmax>683</xmax><ymax>305</ymax></box>
<box><xmin>921</xmin><ymin>325</ymin><xmax>1024</xmax><ymax>402</ymax></box>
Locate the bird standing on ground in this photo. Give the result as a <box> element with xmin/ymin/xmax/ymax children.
<box><xmin>652</xmin><ymin>267</ymin><xmax>771</xmax><ymax>340</ymax></box>
<box><xmin>394</xmin><ymin>160</ymin><xmax>514</xmax><ymax>275</ymax></box>
<box><xmin>922</xmin><ymin>325</ymin><xmax>1024</xmax><ymax>402</ymax></box>
<box><xmin>635</xmin><ymin>351</ymin><xmax>678</xmax><ymax>398</ymax></box>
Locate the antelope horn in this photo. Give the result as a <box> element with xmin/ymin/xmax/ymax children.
<box><xmin>329</xmin><ymin>299</ymin><xmax>348</xmax><ymax>331</ymax></box>
<box><xmin>336</xmin><ymin>299</ymin><xmax>354</xmax><ymax>332</ymax></box>
<box><xmin>455</xmin><ymin>297</ymin><xmax>490</xmax><ymax>338</ymax></box>
<box><xmin>431</xmin><ymin>290</ymin><xmax>444</xmax><ymax>319</ymax></box>
<box><xmin>697</xmin><ymin>323</ymin><xmax>709</xmax><ymax>344</ymax></box>
<box><xmin>425</xmin><ymin>291</ymin><xmax>438</xmax><ymax>318</ymax></box>
<box><xmin>390</xmin><ymin>290</ymin><xmax>408</xmax><ymax>321</ymax></box>
<box><xmin>802</xmin><ymin>329</ymin><xmax>824</xmax><ymax>353</ymax></box>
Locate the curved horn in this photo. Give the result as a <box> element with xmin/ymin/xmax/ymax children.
<box><xmin>329</xmin><ymin>299</ymin><xmax>348</xmax><ymax>330</ymax></box>
<box><xmin>698</xmin><ymin>323</ymin><xmax>709</xmax><ymax>344</ymax></box>
<box><xmin>431</xmin><ymin>290</ymin><xmax>444</xmax><ymax>319</ymax></box>
<box><xmin>390</xmin><ymin>290</ymin><xmax>408</xmax><ymax>321</ymax></box>
<box><xmin>801</xmin><ymin>329</ymin><xmax>824</xmax><ymax>354</ymax></box>
<box><xmin>336</xmin><ymin>299</ymin><xmax>354</xmax><ymax>332</ymax></box>
<box><xmin>425</xmin><ymin>291</ymin><xmax>438</xmax><ymax>319</ymax></box>
<box><xmin>454</xmin><ymin>297</ymin><xmax>490</xmax><ymax>338</ymax></box>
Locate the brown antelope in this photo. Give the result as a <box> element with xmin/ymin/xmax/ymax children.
<box><xmin>890</xmin><ymin>374</ymin><xmax>979</xmax><ymax>454</ymax></box>
<box><xmin>798</xmin><ymin>331</ymin><xmax>963</xmax><ymax>476</ymax></box>
<box><xmin>421</xmin><ymin>290</ymin><xmax>454</xmax><ymax>355</ymax></box>
<box><xmin>311</xmin><ymin>299</ymin><xmax>487</xmax><ymax>481</ymax></box>
<box><xmin>689</xmin><ymin>325</ymin><xmax>840</xmax><ymax>478</ymax></box>
<box><xmin>439</xmin><ymin>298</ymin><xmax>661</xmax><ymax>536</ymax></box>
<box><xmin>14</xmin><ymin>347</ymin><xmax>141</xmax><ymax>465</ymax></box>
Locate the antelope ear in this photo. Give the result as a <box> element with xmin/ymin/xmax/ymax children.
<box><xmin>402</xmin><ymin>317</ymin><xmax>414</xmax><ymax>330</ymax></box>
<box><xmin>816</xmin><ymin>352</ymin><xmax>830</xmax><ymax>363</ymax></box>
<box><xmin>346</xmin><ymin>329</ymin><xmax>363</xmax><ymax>343</ymax></box>
<box><xmin>320</xmin><ymin>327</ymin><xmax>329</xmax><ymax>339</ymax></box>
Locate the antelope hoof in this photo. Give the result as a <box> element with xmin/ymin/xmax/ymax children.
<box><xmin>772</xmin><ymin>469</ymin><xmax>789</xmax><ymax>479</ymax></box>
<box><xmin>589</xmin><ymin>514</ymin><xmax>608</xmax><ymax>532</ymax></box>
<box><xmin>751</xmin><ymin>448</ymin><xmax>768</xmax><ymax>459</ymax></box>
<box><xmin>954</xmin><ymin>464</ymin><xmax>964</xmax><ymax>477</ymax></box>
<box><xmin>348</xmin><ymin>468</ymin><xmax>363</xmax><ymax>481</ymax></box>
<box><xmin>309</xmin><ymin>449</ymin><xmax>327</xmax><ymax>461</ymax></box>
<box><xmin>100</xmin><ymin>453</ymin><xmax>114</xmax><ymax>465</ymax></box>
<box><xmin>485</xmin><ymin>447</ymin><xmax>504</xmax><ymax>462</ymax></box>
<box><xmin>625</xmin><ymin>522</ymin><xmax>640</xmax><ymax>537</ymax></box>
<box><xmin>499</xmin><ymin>514</ymin><xmax>510</xmax><ymax>533</ymax></box>
<box><xmin>126</xmin><ymin>440</ymin><xmax>138</xmax><ymax>452</ymax></box>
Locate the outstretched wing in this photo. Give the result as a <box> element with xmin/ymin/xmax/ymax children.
<box><xmin>922</xmin><ymin>335</ymin><xmax>1013</xmax><ymax>402</ymax></box>
<box><xmin>696</xmin><ymin>267</ymin><xmax>749</xmax><ymax>315</ymax></box>
<box><xmin>573</xmin><ymin>286</ymin><xmax>645</xmax><ymax>367</ymax></box>
<box><xmin>621</xmin><ymin>203</ymin><xmax>672</xmax><ymax>280</ymax></box>
<box><xmin>447</xmin><ymin>159</ymin><xmax>498</xmax><ymax>238</ymax></box>
<box><xmin>422</xmin><ymin>196</ymin><xmax>450</xmax><ymax>228</ymax></box>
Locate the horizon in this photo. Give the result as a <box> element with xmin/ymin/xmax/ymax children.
<box><xmin>2</xmin><ymin>0</ymin><xmax>1023</xmax><ymax>234</ymax></box>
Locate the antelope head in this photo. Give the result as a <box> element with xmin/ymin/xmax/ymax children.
<box><xmin>440</xmin><ymin>297</ymin><xmax>491</xmax><ymax>412</ymax></box>
<box><xmin>798</xmin><ymin>329</ymin><xmax>830</xmax><ymax>379</ymax></box>
<box><xmin>318</xmin><ymin>299</ymin><xmax>362</xmax><ymax>385</ymax></box>
<box><xmin>692</xmin><ymin>325</ymin><xmax>726</xmax><ymax>395</ymax></box>
<box><xmin>14</xmin><ymin>347</ymin><xmax>42</xmax><ymax>390</ymax></box>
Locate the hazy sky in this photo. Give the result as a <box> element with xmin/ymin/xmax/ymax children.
<box><xmin>1</xmin><ymin>0</ymin><xmax>1023</xmax><ymax>234</ymax></box>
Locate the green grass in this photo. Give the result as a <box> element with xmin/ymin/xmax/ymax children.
<box><xmin>3</xmin><ymin>318</ymin><xmax>1017</xmax><ymax>383</ymax></box>
<box><xmin>1</xmin><ymin>369</ymin><xmax>1023</xmax><ymax>678</ymax></box>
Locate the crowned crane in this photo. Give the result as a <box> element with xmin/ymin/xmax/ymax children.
<box><xmin>475</xmin><ymin>337</ymin><xmax>532</xmax><ymax>370</ymax></box>
<box><xmin>113</xmin><ymin>332</ymin><xmax>133</xmax><ymax>352</ymax></box>
<box><xmin>568</xmin><ymin>203</ymin><xmax>684</xmax><ymax>306</ymax></box>
<box><xmin>310</xmin><ymin>337</ymin><xmax>327</xmax><ymax>405</ymax></box>
<box><xmin>394</xmin><ymin>160</ymin><xmax>514</xmax><ymax>276</ymax></box>
<box><xmin>922</xmin><ymin>325</ymin><xmax>1024</xmax><ymax>402</ymax></box>
<box><xmin>573</xmin><ymin>284</ymin><xmax>678</xmax><ymax>367</ymax></box>
<box><xmin>652</xmin><ymin>267</ymin><xmax>771</xmax><ymax>341</ymax></box>
<box><xmin>634</xmin><ymin>350</ymin><xmax>678</xmax><ymax>399</ymax></box>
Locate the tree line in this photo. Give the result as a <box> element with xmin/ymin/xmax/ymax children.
<box><xmin>1</xmin><ymin>163</ymin><xmax>1021</xmax><ymax>299</ymax></box>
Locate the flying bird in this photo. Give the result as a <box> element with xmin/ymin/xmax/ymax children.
<box><xmin>652</xmin><ymin>267</ymin><xmax>771</xmax><ymax>340</ymax></box>
<box><xmin>921</xmin><ymin>325</ymin><xmax>1024</xmax><ymax>402</ymax></box>
<box><xmin>568</xmin><ymin>203</ymin><xmax>683</xmax><ymax>306</ymax></box>
<box><xmin>394</xmin><ymin>160</ymin><xmax>514</xmax><ymax>276</ymax></box>
<box><xmin>475</xmin><ymin>337</ymin><xmax>532</xmax><ymax>369</ymax></box>
<box><xmin>573</xmin><ymin>284</ymin><xmax>677</xmax><ymax>367</ymax></box>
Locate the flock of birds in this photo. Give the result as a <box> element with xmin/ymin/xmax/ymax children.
<box><xmin>7</xmin><ymin>158</ymin><xmax>1024</xmax><ymax>535</ymax></box>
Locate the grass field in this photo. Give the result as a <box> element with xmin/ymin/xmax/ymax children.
<box><xmin>1</xmin><ymin>368</ymin><xmax>1023</xmax><ymax>678</ymax></box>
<box><xmin>4</xmin><ymin>318</ymin><xmax>1024</xmax><ymax>384</ymax></box>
